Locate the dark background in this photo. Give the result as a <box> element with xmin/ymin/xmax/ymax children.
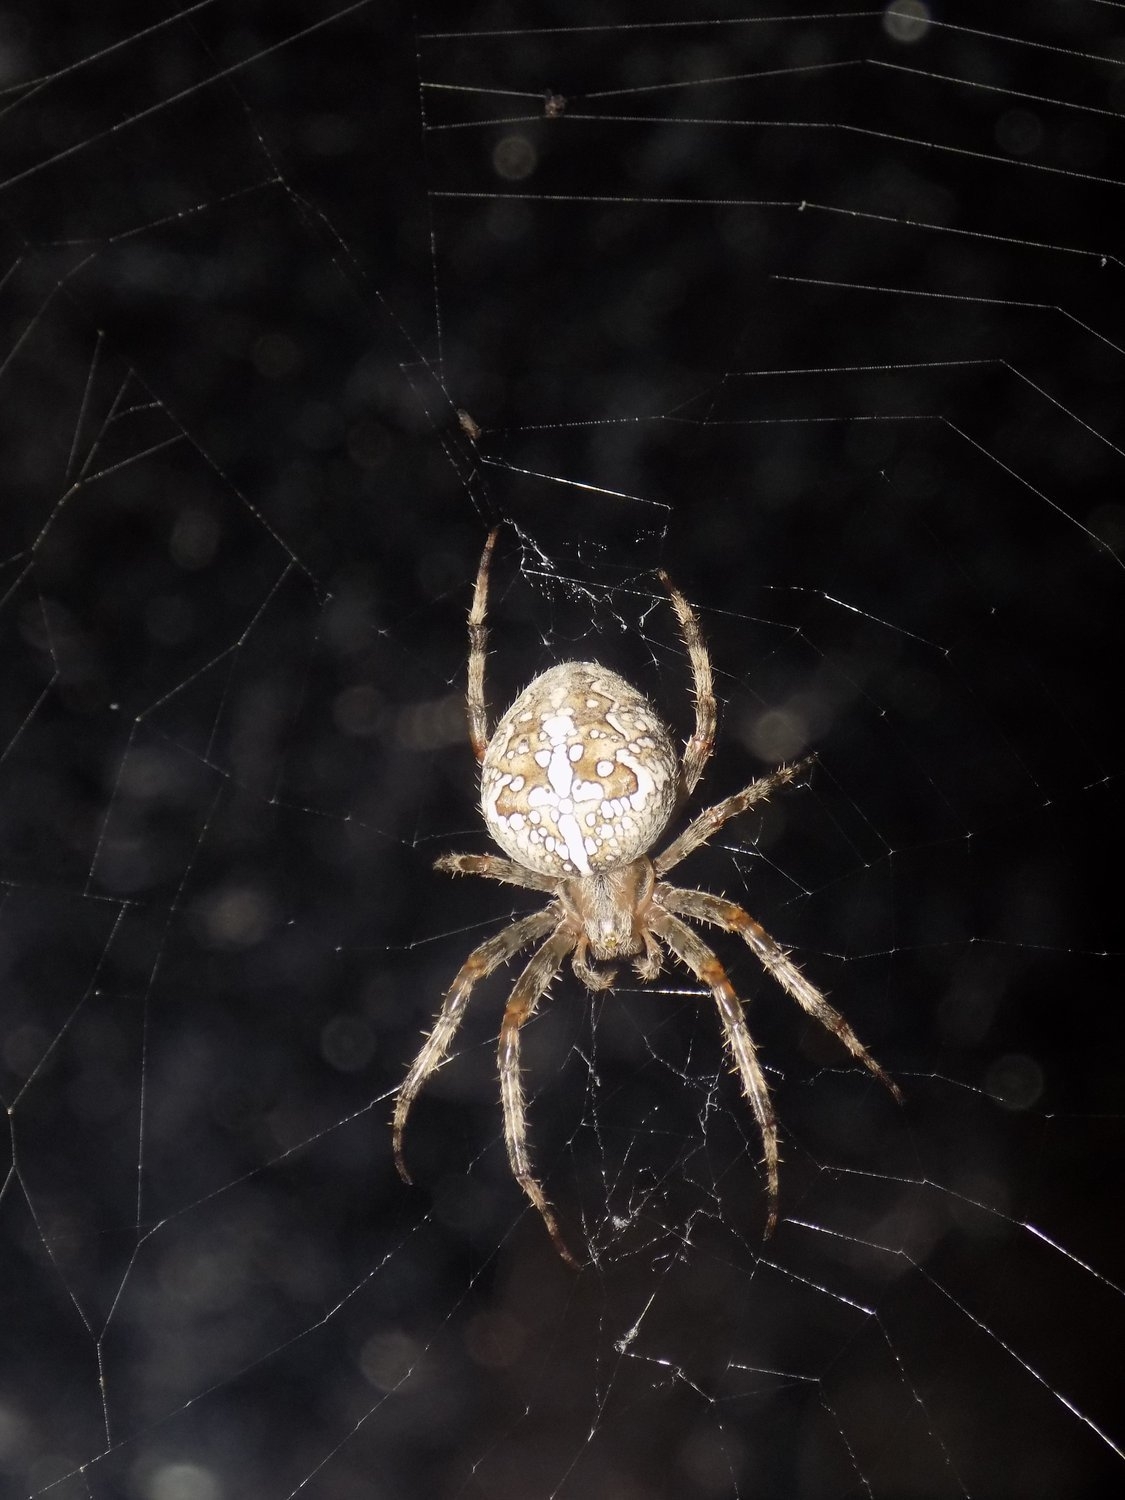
<box><xmin>1</xmin><ymin>2</ymin><xmax>1122</xmax><ymax>1497</ymax></box>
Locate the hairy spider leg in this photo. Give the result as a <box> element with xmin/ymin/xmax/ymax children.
<box><xmin>434</xmin><ymin>851</ymin><xmax>559</xmax><ymax>894</ymax></box>
<box><xmin>498</xmin><ymin>929</ymin><xmax>581</xmax><ymax>1267</ymax></box>
<box><xmin>657</xmin><ymin>569</ymin><xmax>717</xmax><ymax>796</ymax></box>
<box><xmin>654</xmin><ymin>758</ymin><xmax>814</xmax><ymax>877</ymax></box>
<box><xmin>466</xmin><ymin>526</ymin><xmax>500</xmax><ymax>763</ymax></box>
<box><xmin>660</xmin><ymin>886</ymin><xmax>902</xmax><ymax>1103</ymax></box>
<box><xmin>393</xmin><ymin>907</ymin><xmax>558</xmax><ymax>1181</ymax></box>
<box><xmin>650</xmin><ymin>908</ymin><xmax>783</xmax><ymax>1235</ymax></box>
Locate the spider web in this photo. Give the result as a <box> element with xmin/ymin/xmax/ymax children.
<box><xmin>1</xmin><ymin>2</ymin><xmax>1122</xmax><ymax>1496</ymax></box>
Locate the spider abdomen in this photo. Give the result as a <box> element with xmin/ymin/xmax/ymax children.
<box><xmin>481</xmin><ymin>661</ymin><xmax>680</xmax><ymax>877</ymax></box>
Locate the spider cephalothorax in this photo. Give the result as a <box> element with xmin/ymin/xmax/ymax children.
<box><xmin>393</xmin><ymin>530</ymin><xmax>900</xmax><ymax>1266</ymax></box>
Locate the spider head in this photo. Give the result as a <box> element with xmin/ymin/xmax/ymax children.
<box><xmin>559</xmin><ymin>858</ymin><xmax>656</xmax><ymax>984</ymax></box>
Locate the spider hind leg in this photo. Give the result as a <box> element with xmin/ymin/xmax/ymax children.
<box><xmin>657</xmin><ymin>568</ymin><xmax>717</xmax><ymax>796</ymax></box>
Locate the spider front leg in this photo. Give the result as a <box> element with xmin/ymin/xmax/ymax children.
<box><xmin>649</xmin><ymin>908</ymin><xmax>782</xmax><ymax>1235</ymax></box>
<box><xmin>393</xmin><ymin>907</ymin><xmax>557</xmax><ymax>1182</ymax></box>
<box><xmin>498</xmin><ymin>929</ymin><xmax>581</xmax><ymax>1267</ymax></box>
<box><xmin>660</xmin><ymin>886</ymin><xmax>902</xmax><ymax>1103</ymax></box>
<box><xmin>654</xmin><ymin>757</ymin><xmax>815</xmax><ymax>877</ymax></box>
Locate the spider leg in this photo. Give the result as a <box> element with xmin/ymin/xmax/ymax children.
<box><xmin>435</xmin><ymin>852</ymin><xmax>559</xmax><ymax>895</ymax></box>
<box><xmin>653</xmin><ymin>757</ymin><xmax>814</xmax><ymax>877</ymax></box>
<box><xmin>498</xmin><ymin>928</ymin><xmax>582</xmax><ymax>1267</ymax></box>
<box><xmin>657</xmin><ymin>569</ymin><xmax>716</xmax><ymax>796</ymax></box>
<box><xmin>659</xmin><ymin>886</ymin><xmax>902</xmax><ymax>1103</ymax></box>
<box><xmin>467</xmin><ymin>527</ymin><xmax>500</xmax><ymax>763</ymax></box>
<box><xmin>393</xmin><ymin>906</ymin><xmax>558</xmax><ymax>1183</ymax></box>
<box><xmin>648</xmin><ymin>907</ymin><xmax>782</xmax><ymax>1235</ymax></box>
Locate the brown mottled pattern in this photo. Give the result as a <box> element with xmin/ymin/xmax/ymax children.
<box><xmin>481</xmin><ymin>662</ymin><xmax>680</xmax><ymax>876</ymax></box>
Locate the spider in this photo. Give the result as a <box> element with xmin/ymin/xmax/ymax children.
<box><xmin>393</xmin><ymin>530</ymin><xmax>901</xmax><ymax>1266</ymax></box>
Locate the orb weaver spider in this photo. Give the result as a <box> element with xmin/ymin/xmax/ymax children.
<box><xmin>394</xmin><ymin>530</ymin><xmax>900</xmax><ymax>1265</ymax></box>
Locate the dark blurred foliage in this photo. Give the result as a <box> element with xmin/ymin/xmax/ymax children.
<box><xmin>1</xmin><ymin>2</ymin><xmax>1122</xmax><ymax>1496</ymax></box>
